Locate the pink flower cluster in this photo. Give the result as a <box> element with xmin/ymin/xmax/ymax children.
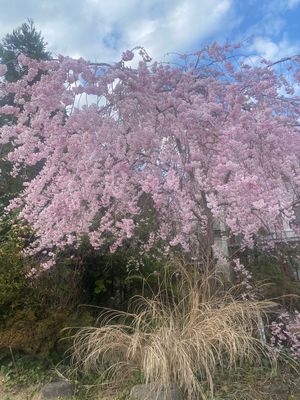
<box><xmin>271</xmin><ymin>310</ymin><xmax>300</xmax><ymax>359</ymax></box>
<box><xmin>232</xmin><ymin>259</ymin><xmax>256</xmax><ymax>300</ymax></box>
<box><xmin>122</xmin><ymin>50</ymin><xmax>134</xmax><ymax>62</ymax></box>
<box><xmin>0</xmin><ymin>64</ymin><xmax>7</xmax><ymax>77</ymax></box>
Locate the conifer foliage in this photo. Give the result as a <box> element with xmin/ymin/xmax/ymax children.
<box><xmin>0</xmin><ymin>19</ymin><xmax>50</xmax><ymax>83</ymax></box>
<box><xmin>0</xmin><ymin>20</ymin><xmax>51</xmax><ymax>206</ymax></box>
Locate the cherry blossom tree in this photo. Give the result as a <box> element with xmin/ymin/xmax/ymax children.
<box><xmin>1</xmin><ymin>43</ymin><xmax>300</xmax><ymax>267</ymax></box>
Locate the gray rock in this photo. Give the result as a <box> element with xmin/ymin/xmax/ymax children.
<box><xmin>41</xmin><ymin>380</ymin><xmax>74</xmax><ymax>399</ymax></box>
<box><xmin>130</xmin><ymin>384</ymin><xmax>183</xmax><ymax>400</ymax></box>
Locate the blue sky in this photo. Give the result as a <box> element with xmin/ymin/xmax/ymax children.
<box><xmin>0</xmin><ymin>0</ymin><xmax>299</xmax><ymax>63</ymax></box>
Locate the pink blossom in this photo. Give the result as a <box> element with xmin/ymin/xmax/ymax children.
<box><xmin>0</xmin><ymin>105</ymin><xmax>19</xmax><ymax>115</ymax></box>
<box><xmin>122</xmin><ymin>50</ymin><xmax>134</xmax><ymax>62</ymax></box>
<box><xmin>271</xmin><ymin>311</ymin><xmax>300</xmax><ymax>359</ymax></box>
<box><xmin>0</xmin><ymin>64</ymin><xmax>7</xmax><ymax>76</ymax></box>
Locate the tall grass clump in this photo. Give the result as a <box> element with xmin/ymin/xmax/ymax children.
<box><xmin>70</xmin><ymin>263</ymin><xmax>275</xmax><ymax>399</ymax></box>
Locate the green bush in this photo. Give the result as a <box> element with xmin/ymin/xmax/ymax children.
<box><xmin>0</xmin><ymin>308</ymin><xmax>94</xmax><ymax>358</ymax></box>
<box><xmin>240</xmin><ymin>248</ymin><xmax>300</xmax><ymax>309</ymax></box>
<box><xmin>0</xmin><ymin>214</ymin><xmax>165</xmax><ymax>361</ymax></box>
<box><xmin>0</xmin><ymin>215</ymin><xmax>95</xmax><ymax>358</ymax></box>
<box><xmin>78</xmin><ymin>243</ymin><xmax>164</xmax><ymax>309</ymax></box>
<box><xmin>0</xmin><ymin>216</ymin><xmax>33</xmax><ymax>324</ymax></box>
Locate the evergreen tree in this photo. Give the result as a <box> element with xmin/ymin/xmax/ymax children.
<box><xmin>0</xmin><ymin>20</ymin><xmax>51</xmax><ymax>205</ymax></box>
<box><xmin>0</xmin><ymin>18</ymin><xmax>50</xmax><ymax>83</ymax></box>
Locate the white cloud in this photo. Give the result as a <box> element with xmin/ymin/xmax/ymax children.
<box><xmin>147</xmin><ymin>0</ymin><xmax>232</xmax><ymax>57</ymax></box>
<box><xmin>287</xmin><ymin>0</ymin><xmax>300</xmax><ymax>8</ymax></box>
<box><xmin>0</xmin><ymin>0</ymin><xmax>235</xmax><ymax>62</ymax></box>
<box><xmin>251</xmin><ymin>36</ymin><xmax>300</xmax><ymax>61</ymax></box>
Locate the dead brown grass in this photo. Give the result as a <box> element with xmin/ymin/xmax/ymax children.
<box><xmin>70</xmin><ymin>264</ymin><xmax>276</xmax><ymax>399</ymax></box>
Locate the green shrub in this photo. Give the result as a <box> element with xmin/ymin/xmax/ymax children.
<box><xmin>241</xmin><ymin>249</ymin><xmax>300</xmax><ymax>309</ymax></box>
<box><xmin>0</xmin><ymin>215</ymin><xmax>164</xmax><ymax>361</ymax></box>
<box><xmin>78</xmin><ymin>244</ymin><xmax>164</xmax><ymax>309</ymax></box>
<box><xmin>0</xmin><ymin>216</ymin><xmax>33</xmax><ymax>324</ymax></box>
<box><xmin>0</xmin><ymin>215</ymin><xmax>94</xmax><ymax>358</ymax></box>
<box><xmin>0</xmin><ymin>307</ymin><xmax>95</xmax><ymax>358</ymax></box>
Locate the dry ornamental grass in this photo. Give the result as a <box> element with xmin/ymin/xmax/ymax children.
<box><xmin>70</xmin><ymin>264</ymin><xmax>276</xmax><ymax>399</ymax></box>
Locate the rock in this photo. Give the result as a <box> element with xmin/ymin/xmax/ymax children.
<box><xmin>130</xmin><ymin>384</ymin><xmax>183</xmax><ymax>400</ymax></box>
<box><xmin>41</xmin><ymin>380</ymin><xmax>74</xmax><ymax>399</ymax></box>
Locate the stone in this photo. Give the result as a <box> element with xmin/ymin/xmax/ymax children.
<box><xmin>41</xmin><ymin>380</ymin><xmax>74</xmax><ymax>399</ymax></box>
<box><xmin>129</xmin><ymin>384</ymin><xmax>183</xmax><ymax>400</ymax></box>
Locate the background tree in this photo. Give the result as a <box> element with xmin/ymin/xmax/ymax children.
<box><xmin>0</xmin><ymin>19</ymin><xmax>51</xmax><ymax>206</ymax></box>
<box><xmin>0</xmin><ymin>18</ymin><xmax>50</xmax><ymax>83</ymax></box>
